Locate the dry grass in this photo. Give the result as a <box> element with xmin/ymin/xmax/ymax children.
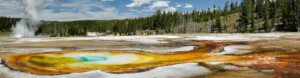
<box><xmin>0</xmin><ymin>32</ymin><xmax>10</xmax><ymax>35</ymax></box>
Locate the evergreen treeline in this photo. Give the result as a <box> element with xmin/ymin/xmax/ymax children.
<box><xmin>0</xmin><ymin>0</ymin><xmax>299</xmax><ymax>36</ymax></box>
<box><xmin>37</xmin><ymin>1</ymin><xmax>240</xmax><ymax>36</ymax></box>
<box><xmin>0</xmin><ymin>17</ymin><xmax>20</xmax><ymax>32</ymax></box>
<box><xmin>238</xmin><ymin>0</ymin><xmax>299</xmax><ymax>33</ymax></box>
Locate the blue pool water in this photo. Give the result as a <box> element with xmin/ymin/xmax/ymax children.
<box><xmin>77</xmin><ymin>56</ymin><xmax>108</xmax><ymax>62</ymax></box>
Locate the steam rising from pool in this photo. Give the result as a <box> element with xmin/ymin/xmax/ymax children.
<box><xmin>11</xmin><ymin>0</ymin><xmax>44</xmax><ymax>38</ymax></box>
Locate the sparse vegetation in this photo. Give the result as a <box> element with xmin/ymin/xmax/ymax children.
<box><xmin>0</xmin><ymin>0</ymin><xmax>299</xmax><ymax>36</ymax></box>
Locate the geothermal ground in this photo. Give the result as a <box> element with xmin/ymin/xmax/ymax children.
<box><xmin>0</xmin><ymin>32</ymin><xmax>299</xmax><ymax>78</ymax></box>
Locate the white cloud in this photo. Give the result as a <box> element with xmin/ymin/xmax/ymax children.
<box><xmin>126</xmin><ymin>0</ymin><xmax>152</xmax><ymax>7</ymax></box>
<box><xmin>174</xmin><ymin>3</ymin><xmax>181</xmax><ymax>7</ymax></box>
<box><xmin>164</xmin><ymin>6</ymin><xmax>177</xmax><ymax>13</ymax></box>
<box><xmin>0</xmin><ymin>0</ymin><xmax>158</xmax><ymax>21</ymax></box>
<box><xmin>41</xmin><ymin>5</ymin><xmax>124</xmax><ymax>21</ymax></box>
<box><xmin>40</xmin><ymin>0</ymin><xmax>122</xmax><ymax>21</ymax></box>
<box><xmin>0</xmin><ymin>0</ymin><xmax>23</xmax><ymax>17</ymax></box>
<box><xmin>209</xmin><ymin>7</ymin><xmax>219</xmax><ymax>11</ymax></box>
<box><xmin>0</xmin><ymin>0</ymin><xmax>141</xmax><ymax>21</ymax></box>
<box><xmin>176</xmin><ymin>4</ymin><xmax>182</xmax><ymax>7</ymax></box>
<box><xmin>0</xmin><ymin>0</ymin><xmax>22</xmax><ymax>9</ymax></box>
<box><xmin>148</xmin><ymin>1</ymin><xmax>176</xmax><ymax>13</ymax></box>
<box><xmin>128</xmin><ymin>0</ymin><xmax>175</xmax><ymax>12</ymax></box>
<box><xmin>149</xmin><ymin>1</ymin><xmax>170</xmax><ymax>9</ymax></box>
<box><xmin>184</xmin><ymin>4</ymin><xmax>193</xmax><ymax>8</ymax></box>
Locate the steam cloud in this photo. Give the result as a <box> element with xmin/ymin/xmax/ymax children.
<box><xmin>12</xmin><ymin>0</ymin><xmax>44</xmax><ymax>38</ymax></box>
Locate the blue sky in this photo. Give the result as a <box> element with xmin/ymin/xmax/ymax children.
<box><xmin>0</xmin><ymin>0</ymin><xmax>241</xmax><ymax>21</ymax></box>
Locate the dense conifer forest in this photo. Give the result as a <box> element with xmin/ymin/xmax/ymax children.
<box><xmin>0</xmin><ymin>0</ymin><xmax>299</xmax><ymax>36</ymax></box>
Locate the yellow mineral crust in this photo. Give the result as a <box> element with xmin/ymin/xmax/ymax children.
<box><xmin>2</xmin><ymin>42</ymin><xmax>247</xmax><ymax>75</ymax></box>
<box><xmin>4</xmin><ymin>41</ymin><xmax>300</xmax><ymax>75</ymax></box>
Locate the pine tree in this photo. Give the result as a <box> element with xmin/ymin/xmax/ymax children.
<box><xmin>235</xmin><ymin>1</ymin><xmax>239</xmax><ymax>9</ymax></box>
<box><xmin>270</xmin><ymin>1</ymin><xmax>277</xmax><ymax>32</ymax></box>
<box><xmin>279</xmin><ymin>0</ymin><xmax>297</xmax><ymax>31</ymax></box>
<box><xmin>277</xmin><ymin>0</ymin><xmax>287</xmax><ymax>31</ymax></box>
<box><xmin>263</xmin><ymin>0</ymin><xmax>271</xmax><ymax>32</ymax></box>
<box><xmin>215</xmin><ymin>15</ymin><xmax>222</xmax><ymax>33</ymax></box>
<box><xmin>224</xmin><ymin>1</ymin><xmax>229</xmax><ymax>32</ymax></box>
<box><xmin>230</xmin><ymin>1</ymin><xmax>235</xmax><ymax>10</ymax></box>
<box><xmin>224</xmin><ymin>1</ymin><xmax>229</xmax><ymax>14</ymax></box>
<box><xmin>250</xmin><ymin>0</ymin><xmax>255</xmax><ymax>33</ymax></box>
<box><xmin>256</xmin><ymin>0</ymin><xmax>265</xmax><ymax>19</ymax></box>
<box><xmin>291</xmin><ymin>0</ymin><xmax>298</xmax><ymax>32</ymax></box>
<box><xmin>297</xmin><ymin>0</ymin><xmax>300</xmax><ymax>32</ymax></box>
<box><xmin>238</xmin><ymin>0</ymin><xmax>251</xmax><ymax>33</ymax></box>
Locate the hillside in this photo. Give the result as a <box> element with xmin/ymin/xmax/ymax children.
<box><xmin>0</xmin><ymin>0</ymin><xmax>299</xmax><ymax>37</ymax></box>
